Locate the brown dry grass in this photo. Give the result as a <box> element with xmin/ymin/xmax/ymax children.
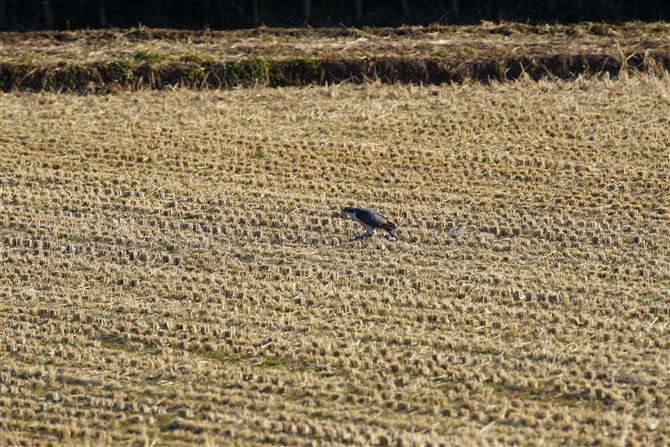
<box><xmin>3</xmin><ymin>24</ymin><xmax>669</xmax><ymax>93</ymax></box>
<box><xmin>1</xmin><ymin>73</ymin><xmax>670</xmax><ymax>446</ymax></box>
<box><xmin>2</xmin><ymin>22</ymin><xmax>669</xmax><ymax>64</ymax></box>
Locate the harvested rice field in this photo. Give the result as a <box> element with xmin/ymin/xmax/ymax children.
<box><xmin>1</xmin><ymin>73</ymin><xmax>670</xmax><ymax>446</ymax></box>
<box><xmin>2</xmin><ymin>23</ymin><xmax>670</xmax><ymax>92</ymax></box>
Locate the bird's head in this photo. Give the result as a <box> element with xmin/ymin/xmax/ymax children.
<box><xmin>340</xmin><ymin>207</ymin><xmax>356</xmax><ymax>218</ymax></box>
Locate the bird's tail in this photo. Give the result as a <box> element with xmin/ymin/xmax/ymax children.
<box><xmin>379</xmin><ymin>220</ymin><xmax>396</xmax><ymax>230</ymax></box>
<box><xmin>380</xmin><ymin>221</ymin><xmax>398</xmax><ymax>238</ymax></box>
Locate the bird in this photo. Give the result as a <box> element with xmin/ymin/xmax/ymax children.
<box><xmin>340</xmin><ymin>207</ymin><xmax>398</xmax><ymax>240</ymax></box>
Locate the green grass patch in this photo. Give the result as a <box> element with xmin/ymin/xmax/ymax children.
<box><xmin>98</xmin><ymin>335</ymin><xmax>132</xmax><ymax>351</ymax></box>
<box><xmin>259</xmin><ymin>357</ymin><xmax>280</xmax><ymax>367</ymax></box>
<box><xmin>252</xmin><ymin>147</ymin><xmax>266</xmax><ymax>159</ymax></box>
<box><xmin>182</xmin><ymin>66</ymin><xmax>205</xmax><ymax>84</ymax></box>
<box><xmin>484</xmin><ymin>380</ymin><xmax>507</xmax><ymax>393</ymax></box>
<box><xmin>114</xmin><ymin>60</ymin><xmax>134</xmax><ymax>81</ymax></box>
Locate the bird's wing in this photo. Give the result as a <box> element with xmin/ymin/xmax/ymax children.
<box><xmin>355</xmin><ymin>208</ymin><xmax>390</xmax><ymax>227</ymax></box>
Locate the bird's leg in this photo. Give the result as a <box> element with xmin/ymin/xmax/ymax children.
<box><xmin>354</xmin><ymin>233</ymin><xmax>372</xmax><ymax>239</ymax></box>
<box><xmin>351</xmin><ymin>224</ymin><xmax>374</xmax><ymax>240</ymax></box>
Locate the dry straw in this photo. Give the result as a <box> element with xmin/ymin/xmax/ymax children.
<box><xmin>2</xmin><ymin>23</ymin><xmax>669</xmax><ymax>92</ymax></box>
<box><xmin>0</xmin><ymin>73</ymin><xmax>669</xmax><ymax>446</ymax></box>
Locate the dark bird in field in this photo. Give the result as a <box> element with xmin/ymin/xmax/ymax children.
<box><xmin>340</xmin><ymin>207</ymin><xmax>398</xmax><ymax>240</ymax></box>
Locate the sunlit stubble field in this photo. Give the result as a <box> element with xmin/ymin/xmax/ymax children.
<box><xmin>1</xmin><ymin>73</ymin><xmax>670</xmax><ymax>447</ymax></box>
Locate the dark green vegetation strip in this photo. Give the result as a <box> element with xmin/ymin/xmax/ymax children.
<box><xmin>2</xmin><ymin>53</ymin><xmax>669</xmax><ymax>93</ymax></box>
